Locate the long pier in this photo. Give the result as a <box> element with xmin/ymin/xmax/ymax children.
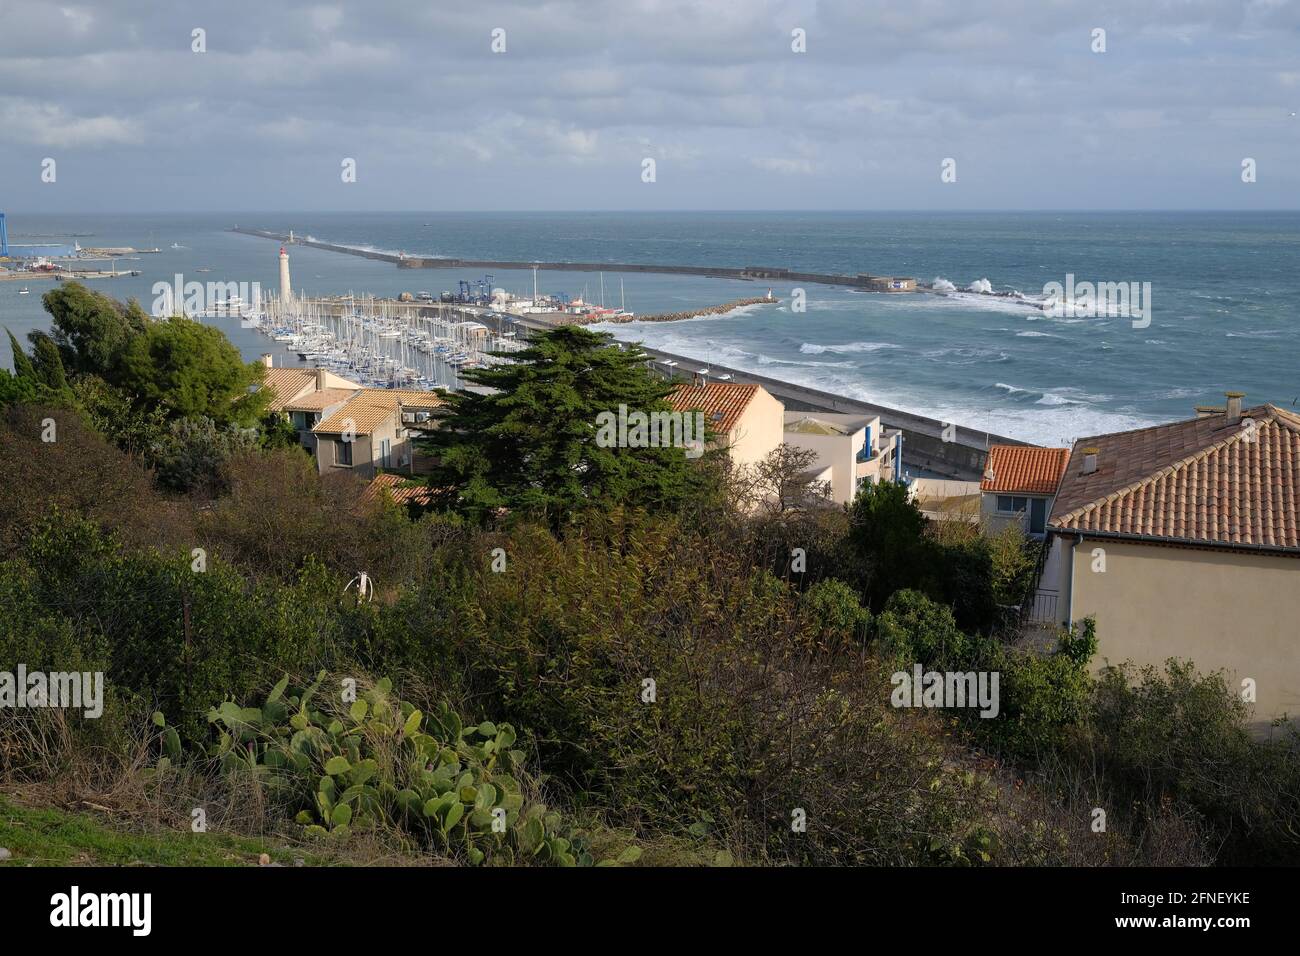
<box><xmin>231</xmin><ymin>227</ymin><xmax>915</xmax><ymax>290</ymax></box>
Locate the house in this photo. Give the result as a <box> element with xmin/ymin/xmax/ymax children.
<box><xmin>313</xmin><ymin>388</ymin><xmax>448</xmax><ymax>478</ymax></box>
<box><xmin>782</xmin><ymin>412</ymin><xmax>902</xmax><ymax>505</ymax></box>
<box><xmin>667</xmin><ymin>381</ymin><xmax>784</xmax><ymax>470</ymax></box>
<box><xmin>979</xmin><ymin>444</ymin><xmax>1070</xmax><ymax>537</ymax></box>
<box><xmin>1040</xmin><ymin>394</ymin><xmax>1300</xmax><ymax>727</ymax></box>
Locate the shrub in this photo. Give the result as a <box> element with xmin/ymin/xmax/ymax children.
<box><xmin>154</xmin><ymin>673</ymin><xmax>640</xmax><ymax>867</ymax></box>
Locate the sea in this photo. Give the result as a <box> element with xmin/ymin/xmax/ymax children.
<box><xmin>1</xmin><ymin>211</ymin><xmax>1296</xmax><ymax>448</ymax></box>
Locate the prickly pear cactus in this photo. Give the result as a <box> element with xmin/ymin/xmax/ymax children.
<box><xmin>152</xmin><ymin>672</ymin><xmax>638</xmax><ymax>867</ymax></box>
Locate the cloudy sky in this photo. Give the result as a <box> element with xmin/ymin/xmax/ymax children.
<box><xmin>1</xmin><ymin>0</ymin><xmax>1297</xmax><ymax>211</ymax></box>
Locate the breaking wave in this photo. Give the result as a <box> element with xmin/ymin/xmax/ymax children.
<box><xmin>799</xmin><ymin>341</ymin><xmax>899</xmax><ymax>355</ymax></box>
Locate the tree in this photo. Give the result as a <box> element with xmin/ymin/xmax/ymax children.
<box><xmin>42</xmin><ymin>281</ymin><xmax>147</xmax><ymax>377</ymax></box>
<box><xmin>115</xmin><ymin>316</ymin><xmax>269</xmax><ymax>426</ymax></box>
<box><xmin>5</xmin><ymin>328</ymin><xmax>36</xmax><ymax>381</ymax></box>
<box><xmin>420</xmin><ymin>326</ymin><xmax>712</xmax><ymax>525</ymax></box>
<box><xmin>846</xmin><ymin>478</ymin><xmax>929</xmax><ymax>609</ymax></box>
<box><xmin>746</xmin><ymin>443</ymin><xmax>832</xmax><ymax>515</ymax></box>
<box><xmin>28</xmin><ymin>332</ymin><xmax>68</xmax><ymax>391</ymax></box>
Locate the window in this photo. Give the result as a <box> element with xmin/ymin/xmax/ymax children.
<box><xmin>997</xmin><ymin>495</ymin><xmax>1028</xmax><ymax>514</ymax></box>
<box><xmin>334</xmin><ymin>439</ymin><xmax>353</xmax><ymax>466</ymax></box>
<box><xmin>380</xmin><ymin>438</ymin><xmax>391</xmax><ymax>469</ymax></box>
<box><xmin>291</xmin><ymin>411</ymin><xmax>307</xmax><ymax>430</ymax></box>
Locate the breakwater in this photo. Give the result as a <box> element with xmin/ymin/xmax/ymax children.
<box><xmin>230</xmin><ymin>228</ymin><xmax>915</xmax><ymax>291</ymax></box>
<box><xmin>601</xmin><ymin>295</ymin><xmax>779</xmax><ymax>324</ymax></box>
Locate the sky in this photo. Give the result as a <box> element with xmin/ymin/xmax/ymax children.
<box><xmin>0</xmin><ymin>0</ymin><xmax>1297</xmax><ymax>212</ymax></box>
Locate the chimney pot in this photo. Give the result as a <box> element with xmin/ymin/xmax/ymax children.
<box><xmin>1224</xmin><ymin>392</ymin><xmax>1244</xmax><ymax>424</ymax></box>
<box><xmin>1081</xmin><ymin>446</ymin><xmax>1100</xmax><ymax>475</ymax></box>
<box><xmin>261</xmin><ymin>353</ymin><xmax>274</xmax><ymax>368</ymax></box>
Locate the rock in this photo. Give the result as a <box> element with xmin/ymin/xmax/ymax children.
<box><xmin>258</xmin><ymin>853</ymin><xmax>271</xmax><ymax>866</ymax></box>
<box><xmin>0</xmin><ymin>848</ymin><xmax>11</xmax><ymax>861</ymax></box>
<box><xmin>293</xmin><ymin>857</ymin><xmax>306</xmax><ymax>867</ymax></box>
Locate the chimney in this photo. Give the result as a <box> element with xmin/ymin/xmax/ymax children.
<box><xmin>260</xmin><ymin>353</ymin><xmax>274</xmax><ymax>368</ymax></box>
<box><xmin>1224</xmin><ymin>391</ymin><xmax>1244</xmax><ymax>425</ymax></box>
<box><xmin>315</xmin><ymin>367</ymin><xmax>328</xmax><ymax>390</ymax></box>
<box><xmin>1081</xmin><ymin>446</ymin><xmax>1099</xmax><ymax>475</ymax></box>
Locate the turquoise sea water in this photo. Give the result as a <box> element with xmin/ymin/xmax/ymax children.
<box><xmin>1</xmin><ymin>211</ymin><xmax>1296</xmax><ymax>446</ymax></box>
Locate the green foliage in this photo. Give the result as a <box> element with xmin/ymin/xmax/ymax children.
<box><xmin>1083</xmin><ymin>658</ymin><xmax>1300</xmax><ymax>864</ymax></box>
<box><xmin>419</xmin><ymin>326</ymin><xmax>714</xmax><ymax>526</ymax></box>
<box><xmin>799</xmin><ymin>577</ymin><xmax>872</xmax><ymax>646</ymax></box>
<box><xmin>845</xmin><ymin>479</ymin><xmax>928</xmax><ymax>609</ymax></box>
<box><xmin>152</xmin><ymin>415</ymin><xmax>260</xmax><ymax>495</ymax></box>
<box><xmin>114</xmin><ymin>316</ymin><xmax>269</xmax><ymax>426</ymax></box>
<box><xmin>154</xmin><ymin>674</ymin><xmax>637</xmax><ymax>866</ymax></box>
<box><xmin>70</xmin><ymin>375</ymin><xmax>171</xmax><ymax>460</ymax></box>
<box><xmin>28</xmin><ymin>332</ymin><xmax>69</xmax><ymax>391</ymax></box>
<box><xmin>5</xmin><ymin>328</ymin><xmax>36</xmax><ymax>381</ymax></box>
<box><xmin>2</xmin><ymin>328</ymin><xmax>74</xmax><ymax>409</ymax></box>
<box><xmin>42</xmin><ymin>282</ymin><xmax>148</xmax><ymax>377</ymax></box>
<box><xmin>875</xmin><ymin>589</ymin><xmax>971</xmax><ymax>668</ymax></box>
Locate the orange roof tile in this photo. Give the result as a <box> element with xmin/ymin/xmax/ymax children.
<box><xmin>360</xmin><ymin>472</ymin><xmax>435</xmax><ymax>507</ymax></box>
<box><xmin>261</xmin><ymin>368</ymin><xmax>317</xmax><ymax>412</ymax></box>
<box><xmin>1049</xmin><ymin>405</ymin><xmax>1300</xmax><ymax>552</ymax></box>
<box><xmin>284</xmin><ymin>388</ymin><xmax>358</xmax><ymax>412</ymax></box>
<box><xmin>667</xmin><ymin>382</ymin><xmax>759</xmax><ymax>436</ymax></box>
<box><xmin>981</xmin><ymin>445</ymin><xmax>1070</xmax><ymax>495</ymax></box>
<box><xmin>313</xmin><ymin>388</ymin><xmax>446</xmax><ymax>435</ymax></box>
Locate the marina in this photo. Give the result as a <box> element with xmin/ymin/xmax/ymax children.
<box><xmin>229</xmin><ymin>292</ymin><xmax>529</xmax><ymax>392</ymax></box>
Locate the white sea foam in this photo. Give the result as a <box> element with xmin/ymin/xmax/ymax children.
<box><xmin>968</xmin><ymin>278</ymin><xmax>993</xmax><ymax>294</ymax></box>
<box><xmin>931</xmin><ymin>277</ymin><xmax>957</xmax><ymax>292</ymax></box>
<box><xmin>799</xmin><ymin>341</ymin><xmax>899</xmax><ymax>355</ymax></box>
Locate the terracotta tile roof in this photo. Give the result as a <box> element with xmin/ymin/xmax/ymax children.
<box><xmin>981</xmin><ymin>445</ymin><xmax>1070</xmax><ymax>495</ymax></box>
<box><xmin>360</xmin><ymin>472</ymin><xmax>435</xmax><ymax>508</ymax></box>
<box><xmin>1049</xmin><ymin>405</ymin><xmax>1300</xmax><ymax>551</ymax></box>
<box><xmin>284</xmin><ymin>388</ymin><xmax>358</xmax><ymax>412</ymax></box>
<box><xmin>667</xmin><ymin>382</ymin><xmax>760</xmax><ymax>436</ymax></box>
<box><xmin>313</xmin><ymin>388</ymin><xmax>445</xmax><ymax>435</ymax></box>
<box><xmin>261</xmin><ymin>368</ymin><xmax>317</xmax><ymax>412</ymax></box>
<box><xmin>378</xmin><ymin>388</ymin><xmax>448</xmax><ymax>409</ymax></box>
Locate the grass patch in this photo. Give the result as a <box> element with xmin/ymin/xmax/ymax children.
<box><xmin>0</xmin><ymin>796</ymin><xmax>334</xmax><ymax>867</ymax></box>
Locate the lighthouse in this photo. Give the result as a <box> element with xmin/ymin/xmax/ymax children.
<box><xmin>279</xmin><ymin>245</ymin><xmax>292</xmax><ymax>302</ymax></box>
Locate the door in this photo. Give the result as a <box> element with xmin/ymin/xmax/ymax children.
<box><xmin>1029</xmin><ymin>497</ymin><xmax>1047</xmax><ymax>535</ymax></box>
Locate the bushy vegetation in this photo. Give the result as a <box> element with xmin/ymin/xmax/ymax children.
<box><xmin>2</xmin><ymin>288</ymin><xmax>1296</xmax><ymax>867</ymax></box>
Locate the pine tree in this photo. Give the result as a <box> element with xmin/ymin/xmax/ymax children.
<box><xmin>420</xmin><ymin>326</ymin><xmax>710</xmax><ymax>525</ymax></box>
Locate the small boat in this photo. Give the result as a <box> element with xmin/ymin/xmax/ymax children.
<box><xmin>17</xmin><ymin>287</ymin><xmax>30</xmax><ymax>295</ymax></box>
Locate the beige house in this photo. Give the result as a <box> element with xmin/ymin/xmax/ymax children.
<box><xmin>1042</xmin><ymin>396</ymin><xmax>1300</xmax><ymax>728</ymax></box>
<box><xmin>312</xmin><ymin>388</ymin><xmax>447</xmax><ymax>479</ymax></box>
<box><xmin>667</xmin><ymin>381</ymin><xmax>784</xmax><ymax>470</ymax></box>
<box><xmin>259</xmin><ymin>361</ymin><xmax>446</xmax><ymax>478</ymax></box>
<box><xmin>782</xmin><ymin>412</ymin><xmax>902</xmax><ymax>505</ymax></box>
